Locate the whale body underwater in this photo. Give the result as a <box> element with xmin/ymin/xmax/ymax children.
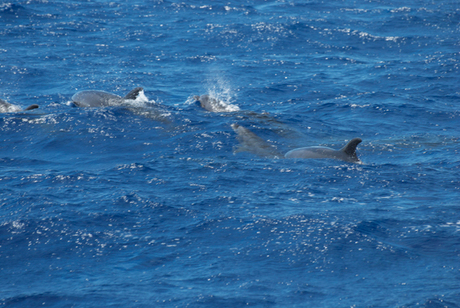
<box><xmin>72</xmin><ymin>87</ymin><xmax>144</xmax><ymax>107</ymax></box>
<box><xmin>0</xmin><ymin>98</ymin><xmax>39</xmax><ymax>113</ymax></box>
<box><xmin>232</xmin><ymin>124</ymin><xmax>362</xmax><ymax>163</ymax></box>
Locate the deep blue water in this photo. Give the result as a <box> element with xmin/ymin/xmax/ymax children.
<box><xmin>1</xmin><ymin>0</ymin><xmax>459</xmax><ymax>307</ymax></box>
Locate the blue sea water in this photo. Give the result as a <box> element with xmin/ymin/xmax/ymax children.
<box><xmin>1</xmin><ymin>0</ymin><xmax>459</xmax><ymax>307</ymax></box>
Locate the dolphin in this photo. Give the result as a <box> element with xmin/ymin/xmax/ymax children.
<box><xmin>0</xmin><ymin>98</ymin><xmax>39</xmax><ymax>113</ymax></box>
<box><xmin>72</xmin><ymin>87</ymin><xmax>144</xmax><ymax>107</ymax></box>
<box><xmin>285</xmin><ymin>138</ymin><xmax>362</xmax><ymax>163</ymax></box>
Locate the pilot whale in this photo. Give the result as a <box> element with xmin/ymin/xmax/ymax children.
<box><xmin>285</xmin><ymin>138</ymin><xmax>362</xmax><ymax>164</ymax></box>
<box><xmin>193</xmin><ymin>94</ymin><xmax>240</xmax><ymax>112</ymax></box>
<box><xmin>72</xmin><ymin>87</ymin><xmax>144</xmax><ymax>107</ymax></box>
<box><xmin>231</xmin><ymin>124</ymin><xmax>284</xmax><ymax>158</ymax></box>
<box><xmin>232</xmin><ymin>124</ymin><xmax>362</xmax><ymax>163</ymax></box>
<box><xmin>0</xmin><ymin>98</ymin><xmax>39</xmax><ymax>113</ymax></box>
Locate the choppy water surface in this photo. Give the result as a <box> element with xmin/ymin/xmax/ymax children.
<box><xmin>1</xmin><ymin>1</ymin><xmax>459</xmax><ymax>307</ymax></box>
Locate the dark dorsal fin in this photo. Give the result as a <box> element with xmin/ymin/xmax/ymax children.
<box><xmin>124</xmin><ymin>87</ymin><xmax>143</xmax><ymax>100</ymax></box>
<box><xmin>25</xmin><ymin>104</ymin><xmax>39</xmax><ymax>111</ymax></box>
<box><xmin>340</xmin><ymin>138</ymin><xmax>362</xmax><ymax>158</ymax></box>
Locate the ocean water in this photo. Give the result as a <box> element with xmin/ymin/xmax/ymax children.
<box><xmin>1</xmin><ymin>0</ymin><xmax>459</xmax><ymax>307</ymax></box>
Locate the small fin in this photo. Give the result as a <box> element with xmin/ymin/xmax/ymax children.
<box><xmin>124</xmin><ymin>87</ymin><xmax>143</xmax><ymax>100</ymax></box>
<box><xmin>24</xmin><ymin>104</ymin><xmax>39</xmax><ymax>111</ymax></box>
<box><xmin>341</xmin><ymin>138</ymin><xmax>362</xmax><ymax>157</ymax></box>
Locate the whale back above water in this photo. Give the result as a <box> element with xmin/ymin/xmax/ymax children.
<box><xmin>231</xmin><ymin>123</ymin><xmax>362</xmax><ymax>163</ymax></box>
<box><xmin>0</xmin><ymin>98</ymin><xmax>39</xmax><ymax>113</ymax></box>
<box><xmin>194</xmin><ymin>94</ymin><xmax>240</xmax><ymax>112</ymax></box>
<box><xmin>285</xmin><ymin>138</ymin><xmax>362</xmax><ymax>163</ymax></box>
<box><xmin>72</xmin><ymin>87</ymin><xmax>144</xmax><ymax>107</ymax></box>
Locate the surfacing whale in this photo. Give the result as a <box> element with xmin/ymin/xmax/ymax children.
<box><xmin>0</xmin><ymin>98</ymin><xmax>39</xmax><ymax>113</ymax></box>
<box><xmin>72</xmin><ymin>87</ymin><xmax>144</xmax><ymax>107</ymax></box>
<box><xmin>231</xmin><ymin>124</ymin><xmax>284</xmax><ymax>158</ymax></box>
<box><xmin>285</xmin><ymin>138</ymin><xmax>362</xmax><ymax>164</ymax></box>
<box><xmin>194</xmin><ymin>94</ymin><xmax>240</xmax><ymax>112</ymax></box>
<box><xmin>195</xmin><ymin>94</ymin><xmax>306</xmax><ymax>142</ymax></box>
<box><xmin>232</xmin><ymin>124</ymin><xmax>362</xmax><ymax>163</ymax></box>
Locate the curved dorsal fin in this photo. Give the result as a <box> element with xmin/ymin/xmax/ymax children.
<box><xmin>340</xmin><ymin>138</ymin><xmax>362</xmax><ymax>158</ymax></box>
<box><xmin>25</xmin><ymin>104</ymin><xmax>39</xmax><ymax>111</ymax></box>
<box><xmin>124</xmin><ymin>87</ymin><xmax>143</xmax><ymax>100</ymax></box>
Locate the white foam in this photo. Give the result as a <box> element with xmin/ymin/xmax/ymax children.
<box><xmin>123</xmin><ymin>89</ymin><xmax>151</xmax><ymax>107</ymax></box>
<box><xmin>0</xmin><ymin>103</ymin><xmax>22</xmax><ymax>113</ymax></box>
<box><xmin>135</xmin><ymin>89</ymin><xmax>149</xmax><ymax>104</ymax></box>
<box><xmin>210</xmin><ymin>97</ymin><xmax>240</xmax><ymax>112</ymax></box>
